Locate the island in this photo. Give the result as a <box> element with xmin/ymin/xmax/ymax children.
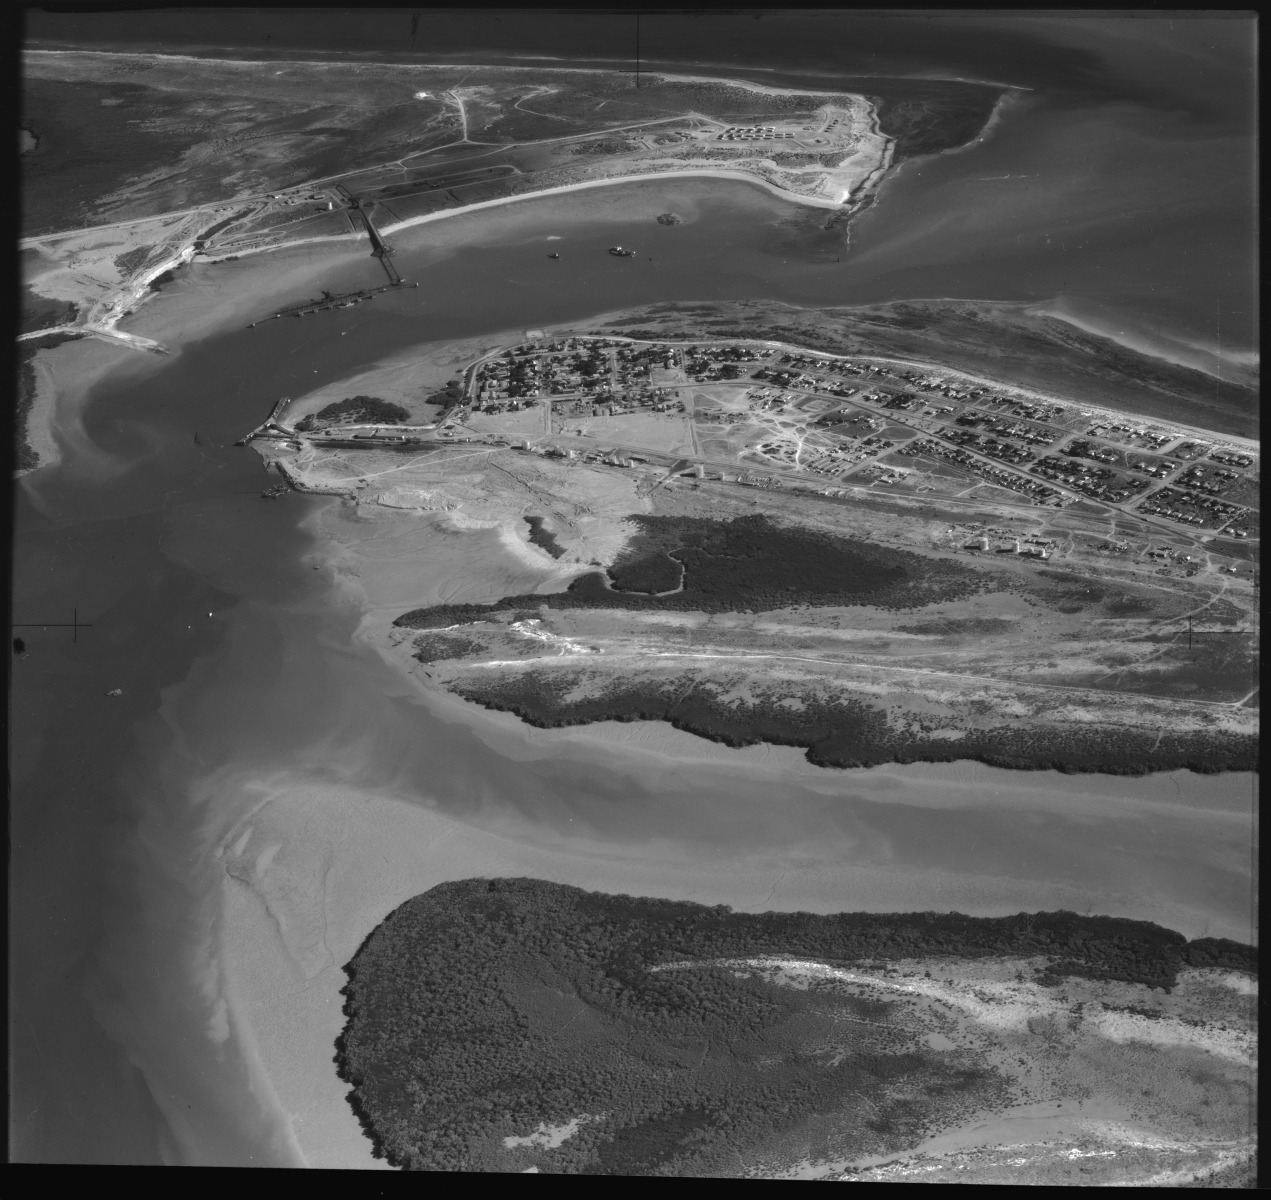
<box><xmin>335</xmin><ymin>878</ymin><xmax>1256</xmax><ymax>1181</ymax></box>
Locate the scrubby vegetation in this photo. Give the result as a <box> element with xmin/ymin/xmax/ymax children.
<box><xmin>337</xmin><ymin>879</ymin><xmax>1255</xmax><ymax>1173</ymax></box>
<box><xmin>113</xmin><ymin>246</ymin><xmax>154</xmax><ymax>276</ymax></box>
<box><xmin>396</xmin><ymin>514</ymin><xmax>991</xmax><ymax>629</ymax></box>
<box><xmin>870</xmin><ymin>86</ymin><xmax>1001</xmax><ymax>162</ymax></box>
<box><xmin>19</xmin><ymin>287</ymin><xmax>78</xmax><ymax>335</ymax></box>
<box><xmin>449</xmin><ymin>669</ymin><xmax>1258</xmax><ymax>776</ymax></box>
<box><xmin>313</xmin><ymin>395</ymin><xmax>410</xmax><ymax>425</ymax></box>
<box><xmin>412</xmin><ymin>633</ymin><xmax>487</xmax><ymax>664</ymax></box>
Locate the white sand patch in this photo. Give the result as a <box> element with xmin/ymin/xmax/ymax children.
<box><xmin>1201</xmin><ymin>970</ymin><xmax>1258</xmax><ymax>997</ymax></box>
<box><xmin>509</xmin><ymin>619</ymin><xmax>595</xmax><ymax>656</ymax></box>
<box><xmin>657</xmin><ymin>958</ymin><xmax>1256</xmax><ymax>1064</ymax></box>
<box><xmin>503</xmin><ymin>1114</ymin><xmax>596</xmax><ymax>1149</ymax></box>
<box><xmin>496</xmin><ymin>522</ymin><xmax>576</xmax><ymax>575</ymax></box>
<box><xmin>1087</xmin><ymin>1008</ymin><xmax>1254</xmax><ymax>1064</ymax></box>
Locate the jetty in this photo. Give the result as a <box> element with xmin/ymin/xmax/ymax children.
<box><xmin>236</xmin><ymin>396</ymin><xmax>294</xmax><ymax>445</ymax></box>
<box><xmin>246</xmin><ymin>190</ymin><xmax>422</xmax><ymax>329</ymax></box>
<box><xmin>353</xmin><ymin>199</ymin><xmax>402</xmax><ymax>285</ymax></box>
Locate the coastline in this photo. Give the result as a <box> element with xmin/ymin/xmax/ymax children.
<box><xmin>562</xmin><ymin>305</ymin><xmax>1261</xmax><ymax>452</ymax></box>
<box><xmin>27</xmin><ymin>47</ymin><xmax>1026</xmax><ymax>95</ymax></box>
<box><xmin>198</xmin><ymin>167</ymin><xmax>852</xmax><ymax>274</ymax></box>
<box><xmin>1024</xmin><ymin>298</ymin><xmax>1261</xmax><ymax>389</ymax></box>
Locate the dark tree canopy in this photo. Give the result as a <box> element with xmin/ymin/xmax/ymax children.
<box><xmin>337</xmin><ymin>879</ymin><xmax>1255</xmax><ymax>1173</ymax></box>
<box><xmin>315</xmin><ymin>395</ymin><xmax>410</xmax><ymax>425</ymax></box>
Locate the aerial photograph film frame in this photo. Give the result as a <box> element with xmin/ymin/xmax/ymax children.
<box><xmin>14</xmin><ymin>7</ymin><xmax>1257</xmax><ymax>1179</ymax></box>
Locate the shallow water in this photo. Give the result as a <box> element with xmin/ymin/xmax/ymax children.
<box><xmin>14</xmin><ymin>17</ymin><xmax>1257</xmax><ymax>1164</ymax></box>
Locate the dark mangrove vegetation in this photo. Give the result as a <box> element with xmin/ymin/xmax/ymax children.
<box><xmin>336</xmin><ymin>879</ymin><xmax>1254</xmax><ymax>1174</ymax></box>
<box><xmin>411</xmin><ymin>632</ymin><xmax>489</xmax><ymax>665</ymax></box>
<box><xmin>867</xmin><ymin>80</ymin><xmax>1003</xmax><ymax>162</ymax></box>
<box><xmin>449</xmin><ymin>669</ymin><xmax>1258</xmax><ymax>776</ymax></box>
<box><xmin>395</xmin><ymin>514</ymin><xmax>991</xmax><ymax>630</ymax></box>
<box><xmin>19</xmin><ymin>286</ymin><xmax>78</xmax><ymax>336</ymax></box>
<box><xmin>524</xmin><ymin>515</ymin><xmax>566</xmax><ymax>559</ymax></box>
<box><xmin>308</xmin><ymin>395</ymin><xmax>410</xmax><ymax>426</ymax></box>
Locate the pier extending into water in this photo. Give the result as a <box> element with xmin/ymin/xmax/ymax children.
<box><xmin>235</xmin><ymin>395</ymin><xmax>294</xmax><ymax>445</ymax></box>
<box><xmin>247</xmin><ymin>192</ymin><xmax>413</xmax><ymax>329</ymax></box>
<box><xmin>354</xmin><ymin>200</ymin><xmax>402</xmax><ymax>285</ymax></box>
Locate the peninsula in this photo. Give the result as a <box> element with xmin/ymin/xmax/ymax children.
<box><xmin>19</xmin><ymin>52</ymin><xmax>998</xmax><ymax>391</ymax></box>
<box><xmin>245</xmin><ymin>305</ymin><xmax>1258</xmax><ymax>776</ymax></box>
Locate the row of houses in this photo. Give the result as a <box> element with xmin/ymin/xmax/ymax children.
<box><xmin>1086</xmin><ymin>421</ymin><xmax>1174</xmax><ymax>451</ymax></box>
<box><xmin>1137</xmin><ymin>486</ymin><xmax>1244</xmax><ymax>526</ymax></box>
<box><xmin>944</xmin><ymin>429</ymin><xmax>1036</xmax><ymax>467</ymax></box>
<box><xmin>904</xmin><ymin>438</ymin><xmax>1063</xmax><ymax>504</ymax></box>
<box><xmin>1209</xmin><ymin>449</ymin><xmax>1254</xmax><ymax>468</ymax></box>
<box><xmin>1032</xmin><ymin>455</ymin><xmax>1148</xmax><ymax>503</ymax></box>
<box><xmin>716</xmin><ymin>127</ymin><xmax>798</xmax><ymax>140</ymax></box>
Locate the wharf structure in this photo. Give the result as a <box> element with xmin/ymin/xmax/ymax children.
<box><xmin>249</xmin><ymin>281</ymin><xmax>412</xmax><ymax>326</ymax></box>
<box><xmin>339</xmin><ymin>187</ymin><xmax>402</xmax><ymax>285</ymax></box>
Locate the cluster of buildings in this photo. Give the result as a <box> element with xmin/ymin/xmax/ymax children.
<box><xmin>962</xmin><ymin>532</ymin><xmax>1051</xmax><ymax>558</ymax></box>
<box><xmin>903</xmin><ymin>438</ymin><xmax>1064</xmax><ymax>504</ymax></box>
<box><xmin>615</xmin><ymin>343</ymin><xmax>677</xmax><ymax>387</ymax></box>
<box><xmin>1135</xmin><ymin>486</ymin><xmax>1244</xmax><ymax>528</ymax></box>
<box><xmin>715</xmin><ymin>126</ymin><xmax>798</xmax><ymax>141</ymax></box>
<box><xmin>461</xmin><ymin>336</ymin><xmax>1260</xmax><ymax>537</ymax></box>
<box><xmin>685</xmin><ymin>345</ymin><xmax>771</xmax><ymax>381</ymax></box>
<box><xmin>1175</xmin><ymin>464</ymin><xmax>1243</xmax><ymax>495</ymax></box>
<box><xmin>1085</xmin><ymin>420</ymin><xmax>1174</xmax><ymax>451</ymax></box>
<box><xmin>476</xmin><ymin>341</ymin><xmax>617</xmax><ymax>403</ymax></box>
<box><xmin>1062</xmin><ymin>438</ymin><xmax>1124</xmax><ymax>466</ymax></box>
<box><xmin>943</xmin><ymin>428</ymin><xmax>1037</xmax><ymax>466</ymax></box>
<box><xmin>1031</xmin><ymin>454</ymin><xmax>1149</xmax><ymax>503</ymax></box>
<box><xmin>1125</xmin><ymin>456</ymin><xmax>1178</xmax><ymax>479</ymax></box>
<box><xmin>1170</xmin><ymin>441</ymin><xmax>1211</xmax><ymax>461</ymax></box>
<box><xmin>954</xmin><ymin>410</ymin><xmax>1058</xmax><ymax>447</ymax></box>
<box><xmin>1209</xmin><ymin>448</ymin><xmax>1254</xmax><ymax>468</ymax></box>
